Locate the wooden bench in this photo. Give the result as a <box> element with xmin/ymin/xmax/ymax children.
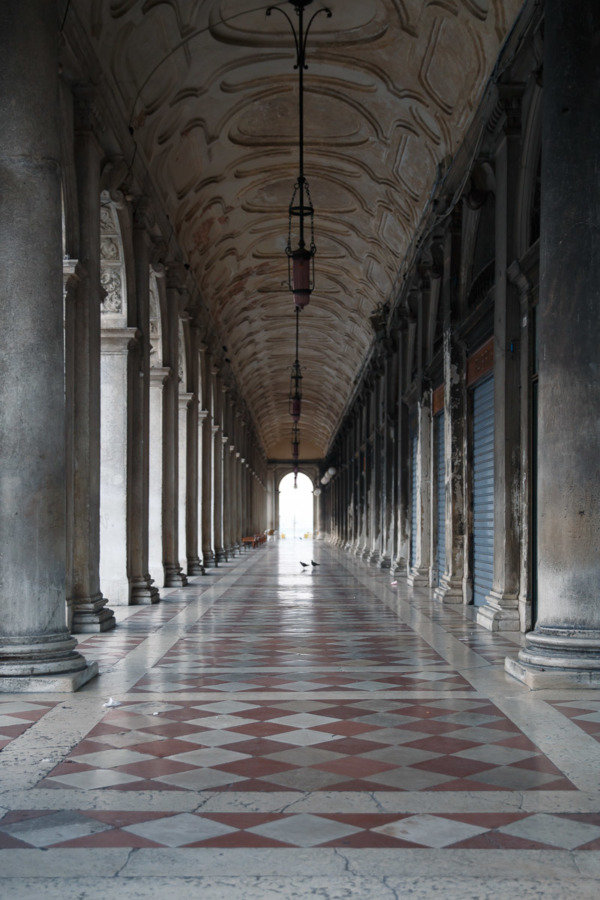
<box><xmin>242</xmin><ymin>534</ymin><xmax>267</xmax><ymax>549</ymax></box>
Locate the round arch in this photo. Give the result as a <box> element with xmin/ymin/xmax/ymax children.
<box><xmin>278</xmin><ymin>471</ymin><xmax>314</xmax><ymax>540</ymax></box>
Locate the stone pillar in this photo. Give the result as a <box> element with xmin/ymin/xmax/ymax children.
<box><xmin>381</xmin><ymin>350</ymin><xmax>398</xmax><ymax>568</ymax></box>
<box><xmin>185</xmin><ymin>328</ymin><xmax>203</xmax><ymax>576</ymax></box>
<box><xmin>407</xmin><ymin>394</ymin><xmax>432</xmax><ymax>586</ymax></box>
<box><xmin>162</xmin><ymin>271</ymin><xmax>186</xmax><ymax>587</ymax></box>
<box><xmin>197</xmin><ymin>408</ymin><xmax>209</xmax><ymax>570</ymax></box>
<box><xmin>508</xmin><ymin>260</ymin><xmax>535</xmax><ymax>632</ymax></box>
<box><xmin>128</xmin><ymin>203</ymin><xmax>159</xmax><ymax>605</ymax></box>
<box><xmin>212</xmin><ymin>370</ymin><xmax>226</xmax><ymax>562</ymax></box>
<box><xmin>435</xmin><ymin>330</ymin><xmax>467</xmax><ymax>603</ymax></box>
<box><xmin>478</xmin><ymin>90</ymin><xmax>522</xmax><ymax>631</ymax></box>
<box><xmin>69</xmin><ymin>90</ymin><xmax>115</xmax><ymax>632</ymax></box>
<box><xmin>221</xmin><ymin>434</ymin><xmax>232</xmax><ymax>556</ymax></box>
<box><xmin>148</xmin><ymin>366</ymin><xmax>170</xmax><ymax>586</ymax></box>
<box><xmin>507</xmin><ymin>0</ymin><xmax>600</xmax><ymax>686</ymax></box>
<box><xmin>178</xmin><ymin>392</ymin><xmax>193</xmax><ymax>575</ymax></box>
<box><xmin>0</xmin><ymin>0</ymin><xmax>96</xmax><ymax>689</ymax></box>
<box><xmin>199</xmin><ymin>346</ymin><xmax>214</xmax><ymax>568</ymax></box>
<box><xmin>392</xmin><ymin>325</ymin><xmax>410</xmax><ymax>575</ymax></box>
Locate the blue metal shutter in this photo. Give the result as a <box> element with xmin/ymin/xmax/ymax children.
<box><xmin>410</xmin><ymin>428</ymin><xmax>418</xmax><ymax>567</ymax></box>
<box><xmin>472</xmin><ymin>376</ymin><xmax>494</xmax><ymax>606</ymax></box>
<box><xmin>435</xmin><ymin>412</ymin><xmax>445</xmax><ymax>585</ymax></box>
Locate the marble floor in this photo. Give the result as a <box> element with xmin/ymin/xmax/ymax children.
<box><xmin>2</xmin><ymin>543</ymin><xmax>600</xmax><ymax>898</ymax></box>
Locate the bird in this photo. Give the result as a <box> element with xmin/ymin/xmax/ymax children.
<box><xmin>311</xmin><ymin>560</ymin><xmax>320</xmax><ymax>567</ymax></box>
<box><xmin>300</xmin><ymin>561</ymin><xmax>309</xmax><ymax>568</ymax></box>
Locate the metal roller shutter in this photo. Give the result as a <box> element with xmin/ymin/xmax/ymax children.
<box><xmin>472</xmin><ymin>376</ymin><xmax>494</xmax><ymax>606</ymax></box>
<box><xmin>435</xmin><ymin>412</ymin><xmax>445</xmax><ymax>585</ymax></box>
<box><xmin>410</xmin><ymin>428</ymin><xmax>418</xmax><ymax>568</ymax></box>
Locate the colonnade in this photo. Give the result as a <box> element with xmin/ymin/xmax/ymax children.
<box><xmin>321</xmin><ymin>0</ymin><xmax>600</xmax><ymax>687</ymax></box>
<box><xmin>0</xmin><ymin>0</ymin><xmax>267</xmax><ymax>691</ymax></box>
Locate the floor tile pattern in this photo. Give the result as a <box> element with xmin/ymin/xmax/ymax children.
<box><xmin>549</xmin><ymin>701</ymin><xmax>600</xmax><ymax>742</ymax></box>
<box><xmin>0</xmin><ymin>701</ymin><xmax>57</xmax><ymax>751</ymax></box>
<box><xmin>2</xmin><ymin>808</ymin><xmax>600</xmax><ymax>850</ymax></box>
<box><xmin>1</xmin><ymin>541</ymin><xmax>598</xmax><ymax>896</ymax></box>
<box><xmin>36</xmin><ymin>697</ymin><xmax>573</xmax><ymax>793</ymax></box>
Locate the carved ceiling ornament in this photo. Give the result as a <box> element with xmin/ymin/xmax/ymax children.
<box><xmin>74</xmin><ymin>0</ymin><xmax>523</xmax><ymax>455</ymax></box>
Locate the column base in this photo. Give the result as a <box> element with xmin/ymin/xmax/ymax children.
<box><xmin>130</xmin><ymin>576</ymin><xmax>161</xmax><ymax>605</ymax></box>
<box><xmin>0</xmin><ymin>661</ymin><xmax>99</xmax><ymax>693</ymax></box>
<box><xmin>202</xmin><ymin>551</ymin><xmax>215</xmax><ymax>569</ymax></box>
<box><xmin>391</xmin><ymin>558</ymin><xmax>408</xmax><ymax>577</ymax></box>
<box><xmin>434</xmin><ymin>576</ymin><xmax>464</xmax><ymax>605</ymax></box>
<box><xmin>215</xmin><ymin>548</ymin><xmax>227</xmax><ymax>563</ymax></box>
<box><xmin>164</xmin><ymin>565</ymin><xmax>188</xmax><ymax>587</ymax></box>
<box><xmin>187</xmin><ymin>557</ymin><xmax>205</xmax><ymax>576</ymax></box>
<box><xmin>376</xmin><ymin>555</ymin><xmax>391</xmax><ymax>569</ymax></box>
<box><xmin>505</xmin><ymin>627</ymin><xmax>600</xmax><ymax>689</ymax></box>
<box><xmin>71</xmin><ymin>592</ymin><xmax>116</xmax><ymax>634</ymax></box>
<box><xmin>407</xmin><ymin>566</ymin><xmax>429</xmax><ymax>587</ymax></box>
<box><xmin>477</xmin><ymin>589</ymin><xmax>520</xmax><ymax>631</ymax></box>
<box><xmin>0</xmin><ymin>631</ymin><xmax>99</xmax><ymax>692</ymax></box>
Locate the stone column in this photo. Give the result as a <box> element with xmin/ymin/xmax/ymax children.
<box><xmin>128</xmin><ymin>202</ymin><xmax>159</xmax><ymax>604</ymax></box>
<box><xmin>148</xmin><ymin>366</ymin><xmax>170</xmax><ymax>586</ymax></box>
<box><xmin>349</xmin><ymin>414</ymin><xmax>359</xmax><ymax>552</ymax></box>
<box><xmin>407</xmin><ymin>393</ymin><xmax>432</xmax><ymax>586</ymax></box>
<box><xmin>392</xmin><ymin>325</ymin><xmax>410</xmax><ymax>575</ymax></box>
<box><xmin>478</xmin><ymin>90</ymin><xmax>522</xmax><ymax>631</ymax></box>
<box><xmin>69</xmin><ymin>89</ymin><xmax>115</xmax><ymax>631</ymax></box>
<box><xmin>0</xmin><ymin>0</ymin><xmax>96</xmax><ymax>689</ymax></box>
<box><xmin>178</xmin><ymin>392</ymin><xmax>193</xmax><ymax>575</ymax></box>
<box><xmin>435</xmin><ymin>220</ymin><xmax>467</xmax><ymax>603</ymax></box>
<box><xmin>199</xmin><ymin>345</ymin><xmax>214</xmax><ymax>568</ymax></box>
<box><xmin>435</xmin><ymin>330</ymin><xmax>467</xmax><ymax>603</ymax></box>
<box><xmin>508</xmin><ymin>260</ymin><xmax>535</xmax><ymax>632</ymax></box>
<box><xmin>184</xmin><ymin>326</ymin><xmax>203</xmax><ymax>576</ymax></box>
<box><xmin>212</xmin><ymin>370</ymin><xmax>226</xmax><ymax>562</ymax></box>
<box><xmin>507</xmin><ymin>0</ymin><xmax>600</xmax><ymax>686</ymax></box>
<box><xmin>380</xmin><ymin>350</ymin><xmax>398</xmax><ymax>568</ymax></box>
<box><xmin>197</xmin><ymin>408</ymin><xmax>208</xmax><ymax>570</ymax></box>
<box><xmin>162</xmin><ymin>271</ymin><xmax>186</xmax><ymax>586</ymax></box>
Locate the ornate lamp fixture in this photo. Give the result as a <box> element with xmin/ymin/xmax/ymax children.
<box><xmin>267</xmin><ymin>0</ymin><xmax>331</xmax><ymax>309</ymax></box>
<box><xmin>291</xmin><ymin>422</ymin><xmax>300</xmax><ymax>488</ymax></box>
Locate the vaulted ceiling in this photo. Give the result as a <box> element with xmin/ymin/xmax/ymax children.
<box><xmin>73</xmin><ymin>0</ymin><xmax>523</xmax><ymax>458</ymax></box>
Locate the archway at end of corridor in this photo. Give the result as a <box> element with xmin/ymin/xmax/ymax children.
<box><xmin>278</xmin><ymin>472</ymin><xmax>314</xmax><ymax>541</ymax></box>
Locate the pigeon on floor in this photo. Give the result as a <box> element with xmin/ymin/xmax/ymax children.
<box><xmin>311</xmin><ymin>560</ymin><xmax>319</xmax><ymax>567</ymax></box>
<box><xmin>300</xmin><ymin>561</ymin><xmax>309</xmax><ymax>568</ymax></box>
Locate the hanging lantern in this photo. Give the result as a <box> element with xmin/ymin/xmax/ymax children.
<box><xmin>267</xmin><ymin>1</ymin><xmax>332</xmax><ymax>309</ymax></box>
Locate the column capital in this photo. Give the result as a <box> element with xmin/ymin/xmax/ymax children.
<box><xmin>149</xmin><ymin>365</ymin><xmax>171</xmax><ymax>386</ymax></box>
<box><xmin>100</xmin><ymin>326</ymin><xmax>139</xmax><ymax>353</ymax></box>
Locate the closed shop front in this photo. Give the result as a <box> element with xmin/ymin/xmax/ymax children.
<box><xmin>468</xmin><ymin>340</ymin><xmax>494</xmax><ymax>607</ymax></box>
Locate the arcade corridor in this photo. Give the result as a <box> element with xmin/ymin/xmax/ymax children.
<box><xmin>1</xmin><ymin>542</ymin><xmax>600</xmax><ymax>898</ymax></box>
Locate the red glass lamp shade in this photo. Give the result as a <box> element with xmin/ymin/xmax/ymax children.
<box><xmin>292</xmin><ymin>246</ymin><xmax>312</xmax><ymax>309</ymax></box>
<box><xmin>290</xmin><ymin>395</ymin><xmax>302</xmax><ymax>422</ymax></box>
